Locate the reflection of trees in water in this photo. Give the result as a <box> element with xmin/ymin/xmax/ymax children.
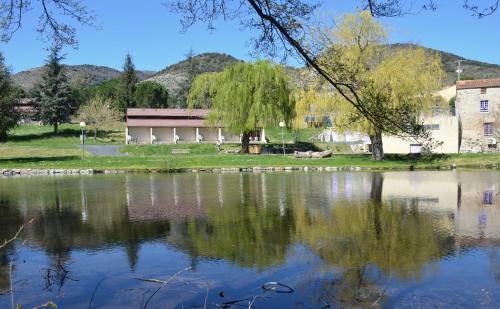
<box><xmin>1</xmin><ymin>172</ymin><xmax>493</xmax><ymax>306</ymax></box>
<box><xmin>0</xmin><ymin>176</ymin><xmax>172</xmax><ymax>273</ymax></box>
<box><xmin>0</xmin><ymin>197</ymin><xmax>24</xmax><ymax>292</ymax></box>
<box><xmin>167</xmin><ymin>173</ymin><xmax>295</xmax><ymax>269</ymax></box>
<box><xmin>293</xmin><ymin>173</ymin><xmax>455</xmax><ymax>307</ymax></box>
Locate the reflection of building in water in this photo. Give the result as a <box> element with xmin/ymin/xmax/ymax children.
<box><xmin>382</xmin><ymin>171</ymin><xmax>500</xmax><ymax>239</ymax></box>
<box><xmin>125</xmin><ymin>174</ymin><xmax>209</xmax><ymax>221</ymax></box>
<box><xmin>382</xmin><ymin>171</ymin><xmax>458</xmax><ymax>210</ymax></box>
<box><xmin>455</xmin><ymin>172</ymin><xmax>500</xmax><ymax>239</ymax></box>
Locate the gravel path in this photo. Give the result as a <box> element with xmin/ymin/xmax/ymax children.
<box><xmin>81</xmin><ymin>145</ymin><xmax>128</xmax><ymax>156</ymax></box>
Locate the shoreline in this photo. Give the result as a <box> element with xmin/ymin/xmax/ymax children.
<box><xmin>2</xmin><ymin>163</ymin><xmax>500</xmax><ymax>177</ymax></box>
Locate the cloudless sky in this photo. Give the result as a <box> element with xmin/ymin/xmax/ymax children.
<box><xmin>1</xmin><ymin>0</ymin><xmax>499</xmax><ymax>73</ymax></box>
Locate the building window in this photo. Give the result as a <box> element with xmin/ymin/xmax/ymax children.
<box><xmin>484</xmin><ymin>123</ymin><xmax>494</xmax><ymax>136</ymax></box>
<box><xmin>481</xmin><ymin>87</ymin><xmax>487</xmax><ymax>94</ymax></box>
<box><xmin>480</xmin><ymin>100</ymin><xmax>489</xmax><ymax>113</ymax></box>
<box><xmin>483</xmin><ymin>191</ymin><xmax>493</xmax><ymax>205</ymax></box>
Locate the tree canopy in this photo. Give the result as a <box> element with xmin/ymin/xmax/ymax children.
<box><xmin>0</xmin><ymin>52</ymin><xmax>20</xmax><ymax>142</ymax></box>
<box><xmin>295</xmin><ymin>11</ymin><xmax>445</xmax><ymax>160</ymax></box>
<box><xmin>188</xmin><ymin>61</ymin><xmax>294</xmax><ymax>152</ymax></box>
<box><xmin>134</xmin><ymin>81</ymin><xmax>169</xmax><ymax>108</ymax></box>
<box><xmin>76</xmin><ymin>95</ymin><xmax>122</xmax><ymax>141</ymax></box>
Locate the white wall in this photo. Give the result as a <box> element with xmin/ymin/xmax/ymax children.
<box><xmin>128</xmin><ymin>127</ymin><xmax>150</xmax><ymax>144</ymax></box>
<box><xmin>383</xmin><ymin>115</ymin><xmax>459</xmax><ymax>154</ymax></box>
<box><xmin>176</xmin><ymin>127</ymin><xmax>197</xmax><ymax>142</ymax></box>
<box><xmin>198</xmin><ymin>128</ymin><xmax>219</xmax><ymax>142</ymax></box>
<box><xmin>152</xmin><ymin>128</ymin><xmax>174</xmax><ymax>144</ymax></box>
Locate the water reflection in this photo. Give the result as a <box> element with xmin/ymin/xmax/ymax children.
<box><xmin>0</xmin><ymin>171</ymin><xmax>499</xmax><ymax>307</ymax></box>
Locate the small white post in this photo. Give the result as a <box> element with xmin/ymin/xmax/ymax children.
<box><xmin>196</xmin><ymin>127</ymin><xmax>200</xmax><ymax>143</ymax></box>
<box><xmin>261</xmin><ymin>128</ymin><xmax>266</xmax><ymax>143</ymax></box>
<box><xmin>150</xmin><ymin>128</ymin><xmax>153</xmax><ymax>144</ymax></box>
<box><xmin>125</xmin><ymin>127</ymin><xmax>129</xmax><ymax>144</ymax></box>
<box><xmin>173</xmin><ymin>128</ymin><xmax>176</xmax><ymax>143</ymax></box>
<box><xmin>218</xmin><ymin>128</ymin><xmax>222</xmax><ymax>142</ymax></box>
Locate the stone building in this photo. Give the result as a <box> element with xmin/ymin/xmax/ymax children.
<box><xmin>456</xmin><ymin>78</ymin><xmax>500</xmax><ymax>152</ymax></box>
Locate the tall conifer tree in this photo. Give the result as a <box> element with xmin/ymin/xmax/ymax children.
<box><xmin>120</xmin><ymin>53</ymin><xmax>139</xmax><ymax>113</ymax></box>
<box><xmin>34</xmin><ymin>46</ymin><xmax>74</xmax><ymax>133</ymax></box>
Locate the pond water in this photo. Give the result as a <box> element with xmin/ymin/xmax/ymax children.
<box><xmin>1</xmin><ymin>171</ymin><xmax>500</xmax><ymax>308</ymax></box>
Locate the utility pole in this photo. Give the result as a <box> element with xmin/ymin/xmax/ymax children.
<box><xmin>456</xmin><ymin>60</ymin><xmax>464</xmax><ymax>81</ymax></box>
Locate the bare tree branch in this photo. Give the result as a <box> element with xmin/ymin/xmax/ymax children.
<box><xmin>0</xmin><ymin>0</ymin><xmax>95</xmax><ymax>48</ymax></box>
<box><xmin>0</xmin><ymin>218</ymin><xmax>33</xmax><ymax>250</ymax></box>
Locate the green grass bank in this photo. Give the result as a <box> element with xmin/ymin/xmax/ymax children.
<box><xmin>1</xmin><ymin>124</ymin><xmax>500</xmax><ymax>171</ymax></box>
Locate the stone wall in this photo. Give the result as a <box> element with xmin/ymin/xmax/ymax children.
<box><xmin>456</xmin><ymin>87</ymin><xmax>500</xmax><ymax>152</ymax></box>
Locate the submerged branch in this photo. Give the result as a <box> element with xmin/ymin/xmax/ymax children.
<box><xmin>141</xmin><ymin>266</ymin><xmax>193</xmax><ymax>309</ymax></box>
<box><xmin>0</xmin><ymin>219</ymin><xmax>33</xmax><ymax>249</ymax></box>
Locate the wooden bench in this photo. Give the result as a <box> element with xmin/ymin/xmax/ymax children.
<box><xmin>171</xmin><ymin>148</ymin><xmax>190</xmax><ymax>155</ymax></box>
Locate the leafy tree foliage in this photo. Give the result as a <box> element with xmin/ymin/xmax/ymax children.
<box><xmin>76</xmin><ymin>95</ymin><xmax>122</xmax><ymax>141</ymax></box>
<box><xmin>298</xmin><ymin>12</ymin><xmax>444</xmax><ymax>160</ymax></box>
<box><xmin>0</xmin><ymin>52</ymin><xmax>20</xmax><ymax>142</ymax></box>
<box><xmin>134</xmin><ymin>81</ymin><xmax>169</xmax><ymax>108</ymax></box>
<box><xmin>187</xmin><ymin>72</ymin><xmax>218</xmax><ymax>108</ymax></box>
<box><xmin>82</xmin><ymin>78</ymin><xmax>124</xmax><ymax>104</ymax></box>
<box><xmin>173</xmin><ymin>49</ymin><xmax>196</xmax><ymax>108</ymax></box>
<box><xmin>34</xmin><ymin>46</ymin><xmax>75</xmax><ymax>133</ymax></box>
<box><xmin>188</xmin><ymin>61</ymin><xmax>294</xmax><ymax>153</ymax></box>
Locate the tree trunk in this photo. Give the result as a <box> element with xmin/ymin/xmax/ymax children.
<box><xmin>94</xmin><ymin>129</ymin><xmax>97</xmax><ymax>143</ymax></box>
<box><xmin>371</xmin><ymin>173</ymin><xmax>384</xmax><ymax>240</ymax></box>
<box><xmin>241</xmin><ymin>132</ymin><xmax>250</xmax><ymax>154</ymax></box>
<box><xmin>53</xmin><ymin>122</ymin><xmax>58</xmax><ymax>134</ymax></box>
<box><xmin>0</xmin><ymin>131</ymin><xmax>7</xmax><ymax>142</ymax></box>
<box><xmin>370</xmin><ymin>129</ymin><xmax>384</xmax><ymax>161</ymax></box>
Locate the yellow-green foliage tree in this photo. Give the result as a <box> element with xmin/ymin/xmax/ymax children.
<box><xmin>77</xmin><ymin>95</ymin><xmax>122</xmax><ymax>142</ymax></box>
<box><xmin>188</xmin><ymin>61</ymin><xmax>295</xmax><ymax>153</ymax></box>
<box><xmin>293</xmin><ymin>88</ymin><xmax>337</xmax><ymax>128</ymax></box>
<box><xmin>308</xmin><ymin>11</ymin><xmax>444</xmax><ymax>160</ymax></box>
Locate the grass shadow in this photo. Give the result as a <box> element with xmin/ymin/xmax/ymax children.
<box><xmin>384</xmin><ymin>153</ymin><xmax>450</xmax><ymax>163</ymax></box>
<box><xmin>0</xmin><ymin>156</ymin><xmax>79</xmax><ymax>164</ymax></box>
<box><xmin>7</xmin><ymin>128</ymin><xmax>81</xmax><ymax>142</ymax></box>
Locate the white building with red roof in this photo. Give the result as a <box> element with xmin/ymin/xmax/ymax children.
<box><xmin>125</xmin><ymin>108</ymin><xmax>265</xmax><ymax>144</ymax></box>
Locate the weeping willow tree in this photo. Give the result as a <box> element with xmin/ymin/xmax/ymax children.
<box><xmin>188</xmin><ymin>61</ymin><xmax>295</xmax><ymax>153</ymax></box>
<box><xmin>303</xmin><ymin>11</ymin><xmax>445</xmax><ymax>160</ymax></box>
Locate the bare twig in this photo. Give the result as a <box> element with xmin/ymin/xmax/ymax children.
<box><xmin>134</xmin><ymin>277</ymin><xmax>167</xmax><ymax>285</ymax></box>
<box><xmin>88</xmin><ymin>278</ymin><xmax>106</xmax><ymax>309</ymax></box>
<box><xmin>142</xmin><ymin>267</ymin><xmax>192</xmax><ymax>309</ymax></box>
<box><xmin>204</xmin><ymin>284</ymin><xmax>209</xmax><ymax>309</ymax></box>
<box><xmin>0</xmin><ymin>219</ymin><xmax>33</xmax><ymax>249</ymax></box>
<box><xmin>9</xmin><ymin>260</ymin><xmax>14</xmax><ymax>309</ymax></box>
<box><xmin>33</xmin><ymin>301</ymin><xmax>57</xmax><ymax>309</ymax></box>
<box><xmin>248</xmin><ymin>294</ymin><xmax>264</xmax><ymax>308</ymax></box>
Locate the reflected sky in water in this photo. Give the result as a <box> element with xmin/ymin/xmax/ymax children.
<box><xmin>1</xmin><ymin>171</ymin><xmax>500</xmax><ymax>308</ymax></box>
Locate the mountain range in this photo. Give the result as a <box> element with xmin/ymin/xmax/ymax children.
<box><xmin>12</xmin><ymin>64</ymin><xmax>155</xmax><ymax>90</ymax></box>
<box><xmin>12</xmin><ymin>45</ymin><xmax>500</xmax><ymax>93</ymax></box>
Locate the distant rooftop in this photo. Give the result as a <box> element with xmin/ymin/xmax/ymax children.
<box><xmin>456</xmin><ymin>78</ymin><xmax>500</xmax><ymax>90</ymax></box>
<box><xmin>126</xmin><ymin>108</ymin><xmax>211</xmax><ymax>128</ymax></box>
<box><xmin>126</xmin><ymin>108</ymin><xmax>210</xmax><ymax>118</ymax></box>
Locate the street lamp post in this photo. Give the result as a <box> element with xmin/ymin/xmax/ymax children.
<box><xmin>80</xmin><ymin>122</ymin><xmax>86</xmax><ymax>160</ymax></box>
<box><xmin>279</xmin><ymin>121</ymin><xmax>286</xmax><ymax>157</ymax></box>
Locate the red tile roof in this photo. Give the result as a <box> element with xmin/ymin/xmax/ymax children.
<box><xmin>127</xmin><ymin>118</ymin><xmax>208</xmax><ymax>128</ymax></box>
<box><xmin>456</xmin><ymin>78</ymin><xmax>500</xmax><ymax>90</ymax></box>
<box><xmin>127</xmin><ymin>108</ymin><xmax>210</xmax><ymax>117</ymax></box>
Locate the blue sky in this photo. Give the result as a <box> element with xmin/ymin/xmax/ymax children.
<box><xmin>1</xmin><ymin>0</ymin><xmax>499</xmax><ymax>73</ymax></box>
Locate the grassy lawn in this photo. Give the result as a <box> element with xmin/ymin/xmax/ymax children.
<box><xmin>1</xmin><ymin>124</ymin><xmax>500</xmax><ymax>170</ymax></box>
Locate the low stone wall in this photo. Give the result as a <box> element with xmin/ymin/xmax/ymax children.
<box><xmin>0</xmin><ymin>164</ymin><xmax>473</xmax><ymax>178</ymax></box>
<box><xmin>0</xmin><ymin>169</ymin><xmax>106</xmax><ymax>177</ymax></box>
